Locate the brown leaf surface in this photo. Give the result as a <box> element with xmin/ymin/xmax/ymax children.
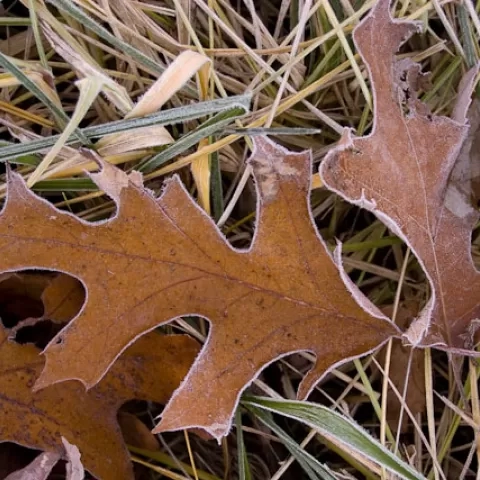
<box><xmin>41</xmin><ymin>274</ymin><xmax>86</xmax><ymax>324</ymax></box>
<box><xmin>0</xmin><ymin>319</ymin><xmax>199</xmax><ymax>480</ymax></box>
<box><xmin>0</xmin><ymin>136</ymin><xmax>398</xmax><ymax>439</ymax></box>
<box><xmin>320</xmin><ymin>0</ymin><xmax>480</xmax><ymax>351</ymax></box>
<box><xmin>118</xmin><ymin>412</ymin><xmax>160</xmax><ymax>451</ymax></box>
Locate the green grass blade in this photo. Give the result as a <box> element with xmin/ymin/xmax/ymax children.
<box><xmin>235</xmin><ymin>410</ymin><xmax>252</xmax><ymax>480</ymax></box>
<box><xmin>31</xmin><ymin>178</ymin><xmax>97</xmax><ymax>192</ymax></box>
<box><xmin>0</xmin><ymin>94</ymin><xmax>251</xmax><ymax>163</ymax></box>
<box><xmin>223</xmin><ymin>127</ymin><xmax>322</xmax><ymax>136</ymax></box>
<box><xmin>0</xmin><ymin>18</ymin><xmax>33</xmax><ymax>26</ymax></box>
<box><xmin>247</xmin><ymin>405</ymin><xmax>336</xmax><ymax>480</ymax></box>
<box><xmin>138</xmin><ymin>106</ymin><xmax>249</xmax><ymax>173</ymax></box>
<box><xmin>244</xmin><ymin>396</ymin><xmax>426</xmax><ymax>480</ymax></box>
<box><xmin>0</xmin><ymin>142</ymin><xmax>40</xmax><ymax>166</ymax></box>
<box><xmin>210</xmin><ymin>137</ymin><xmax>224</xmax><ymax>222</ymax></box>
<box><xmin>89</xmin><ymin>94</ymin><xmax>251</xmax><ymax>137</ymax></box>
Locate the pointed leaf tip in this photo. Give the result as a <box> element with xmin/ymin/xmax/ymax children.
<box><xmin>4</xmin><ymin>167</ymin><xmax>41</xmax><ymax>212</ymax></box>
<box><xmin>160</xmin><ymin>173</ymin><xmax>185</xmax><ymax>197</ymax></box>
<box><xmin>153</xmin><ymin>415</ymin><xmax>229</xmax><ymax>442</ymax></box>
<box><xmin>248</xmin><ymin>136</ymin><xmax>310</xmax><ymax>202</ymax></box>
<box><xmin>89</xmin><ymin>161</ymin><xmax>133</xmax><ymax>202</ymax></box>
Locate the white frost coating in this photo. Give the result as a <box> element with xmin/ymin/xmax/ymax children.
<box><xmin>445</xmin><ymin>185</ymin><xmax>476</xmax><ymax>219</ymax></box>
<box><xmin>0</xmin><ymin>167</ymin><xmax>166</xmax><ymax>392</ymax></box>
<box><xmin>155</xmin><ymin>137</ymin><xmax>320</xmax><ymax>440</ymax></box>
<box><xmin>320</xmin><ymin>21</ymin><xmax>475</xmax><ymax>348</ymax></box>
<box><xmin>402</xmin><ymin>297</ymin><xmax>439</xmax><ymax>347</ymax></box>
<box><xmin>156</xmin><ymin>312</ymin><xmax>325</xmax><ymax>440</ymax></box>
<box><xmin>159</xmin><ymin>338</ymin><xmax>396</xmax><ymax>441</ymax></box>
<box><xmin>333</xmin><ymin>127</ymin><xmax>355</xmax><ymax>152</ymax></box>
<box><xmin>359</xmin><ymin>189</ymin><xmax>377</xmax><ymax>210</ymax></box>
<box><xmin>252</xmin><ymin>159</ymin><xmax>300</xmax><ymax>201</ymax></box>
<box><xmin>452</xmin><ymin>65</ymin><xmax>480</xmax><ymax>124</ymax></box>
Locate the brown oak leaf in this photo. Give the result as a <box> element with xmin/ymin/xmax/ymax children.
<box><xmin>0</xmin><ymin>318</ymin><xmax>199</xmax><ymax>479</ymax></box>
<box><xmin>0</xmin><ymin>136</ymin><xmax>398</xmax><ymax>439</ymax></box>
<box><xmin>320</xmin><ymin>0</ymin><xmax>480</xmax><ymax>351</ymax></box>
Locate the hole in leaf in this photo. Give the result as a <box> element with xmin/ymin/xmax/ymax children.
<box><xmin>14</xmin><ymin>320</ymin><xmax>65</xmax><ymax>350</ymax></box>
<box><xmin>0</xmin><ymin>271</ymin><xmax>50</xmax><ymax>328</ymax></box>
<box><xmin>0</xmin><ymin>271</ymin><xmax>85</xmax><ymax>348</ymax></box>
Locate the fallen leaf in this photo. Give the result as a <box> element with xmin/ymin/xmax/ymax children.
<box><xmin>320</xmin><ymin>0</ymin><xmax>480</xmax><ymax>351</ymax></box>
<box><xmin>0</xmin><ymin>133</ymin><xmax>398</xmax><ymax>439</ymax></box>
<box><xmin>0</xmin><ymin>319</ymin><xmax>199</xmax><ymax>479</ymax></box>
<box><xmin>118</xmin><ymin>412</ymin><xmax>160</xmax><ymax>451</ymax></box>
